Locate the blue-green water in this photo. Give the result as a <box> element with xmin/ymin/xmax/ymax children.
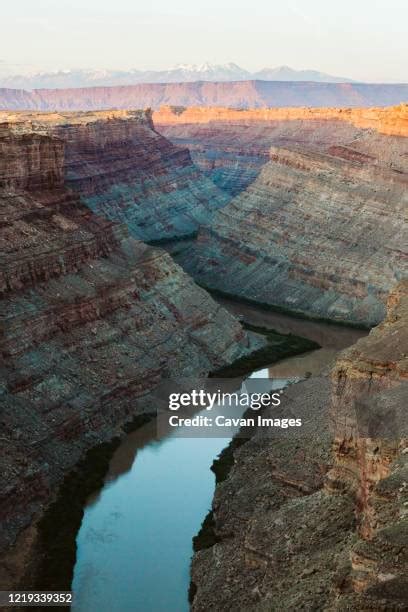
<box><xmin>71</xmin><ymin>304</ymin><xmax>364</xmax><ymax>612</ymax></box>
<box><xmin>72</xmin><ymin>434</ymin><xmax>230</xmax><ymax>612</ymax></box>
<box><xmin>71</xmin><ymin>369</ymin><xmax>283</xmax><ymax>612</ymax></box>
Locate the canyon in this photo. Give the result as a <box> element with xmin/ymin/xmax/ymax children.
<box><xmin>156</xmin><ymin>105</ymin><xmax>408</xmax><ymax>327</ymax></box>
<box><xmin>191</xmin><ymin>281</ymin><xmax>408</xmax><ymax>611</ymax></box>
<box><xmin>155</xmin><ymin>105</ymin><xmax>408</xmax><ymax>193</ymax></box>
<box><xmin>0</xmin><ymin>100</ymin><xmax>406</xmax><ymax>609</ymax></box>
<box><xmin>0</xmin><ymin>115</ymin><xmax>259</xmax><ymax>586</ymax></box>
<box><xmin>0</xmin><ymin>110</ymin><xmax>228</xmax><ymax>242</ymax></box>
<box><xmin>1</xmin><ymin>81</ymin><xmax>408</xmax><ymax>112</ymax></box>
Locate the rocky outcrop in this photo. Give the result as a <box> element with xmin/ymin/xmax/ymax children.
<box><xmin>1</xmin><ymin>81</ymin><xmax>408</xmax><ymax>111</ymax></box>
<box><xmin>0</xmin><ymin>123</ymin><xmax>256</xmax><ymax>580</ymax></box>
<box><xmin>327</xmin><ymin>281</ymin><xmax>408</xmax><ymax>603</ymax></box>
<box><xmin>191</xmin><ymin>282</ymin><xmax>408</xmax><ymax>611</ymax></box>
<box><xmin>155</xmin><ymin>104</ymin><xmax>408</xmax><ymax>193</ymax></box>
<box><xmin>0</xmin><ymin>110</ymin><xmax>229</xmax><ymax>241</ymax></box>
<box><xmin>167</xmin><ymin>106</ymin><xmax>408</xmax><ymax>326</ymax></box>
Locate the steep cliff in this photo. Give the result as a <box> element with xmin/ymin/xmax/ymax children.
<box><xmin>191</xmin><ymin>282</ymin><xmax>408</xmax><ymax>611</ymax></box>
<box><xmin>166</xmin><ymin>106</ymin><xmax>408</xmax><ymax>327</ymax></box>
<box><xmin>155</xmin><ymin>104</ymin><xmax>408</xmax><ymax>193</ymax></box>
<box><xmin>0</xmin><ymin>110</ymin><xmax>229</xmax><ymax>241</ymax></box>
<box><xmin>327</xmin><ymin>282</ymin><xmax>408</xmax><ymax>604</ymax></box>
<box><xmin>0</xmin><ymin>123</ymin><xmax>255</xmax><ymax>580</ymax></box>
<box><xmin>0</xmin><ymin>81</ymin><xmax>408</xmax><ymax>111</ymax></box>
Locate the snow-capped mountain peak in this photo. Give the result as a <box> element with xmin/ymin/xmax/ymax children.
<box><xmin>0</xmin><ymin>63</ymin><xmax>355</xmax><ymax>89</ymax></box>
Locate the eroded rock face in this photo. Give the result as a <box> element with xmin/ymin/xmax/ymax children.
<box><xmin>191</xmin><ymin>282</ymin><xmax>408</xmax><ymax>611</ymax></box>
<box><xmin>164</xmin><ymin>106</ymin><xmax>408</xmax><ymax>326</ymax></box>
<box><xmin>0</xmin><ymin>110</ymin><xmax>229</xmax><ymax>241</ymax></box>
<box><xmin>191</xmin><ymin>375</ymin><xmax>347</xmax><ymax>612</ymax></box>
<box><xmin>155</xmin><ymin>105</ymin><xmax>408</xmax><ymax>194</ymax></box>
<box><xmin>0</xmin><ymin>123</ymin><xmax>253</xmax><ymax>577</ymax></box>
<box><xmin>155</xmin><ymin>105</ymin><xmax>408</xmax><ymax>136</ymax></box>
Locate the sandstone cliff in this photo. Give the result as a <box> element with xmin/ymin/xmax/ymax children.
<box><xmin>0</xmin><ymin>81</ymin><xmax>407</xmax><ymax>111</ymax></box>
<box><xmin>163</xmin><ymin>106</ymin><xmax>407</xmax><ymax>326</ymax></box>
<box><xmin>155</xmin><ymin>104</ymin><xmax>408</xmax><ymax>193</ymax></box>
<box><xmin>0</xmin><ymin>122</ymin><xmax>254</xmax><ymax>582</ymax></box>
<box><xmin>0</xmin><ymin>110</ymin><xmax>229</xmax><ymax>241</ymax></box>
<box><xmin>155</xmin><ymin>105</ymin><xmax>408</xmax><ymax>136</ymax></box>
<box><xmin>191</xmin><ymin>282</ymin><xmax>408</xmax><ymax>611</ymax></box>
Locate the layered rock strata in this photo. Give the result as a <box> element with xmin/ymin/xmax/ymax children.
<box><xmin>155</xmin><ymin>105</ymin><xmax>408</xmax><ymax>136</ymax></box>
<box><xmin>0</xmin><ymin>110</ymin><xmax>229</xmax><ymax>241</ymax></box>
<box><xmin>0</xmin><ymin>81</ymin><xmax>408</xmax><ymax>111</ymax></box>
<box><xmin>0</xmin><ymin>123</ymin><xmax>255</xmax><ymax>581</ymax></box>
<box><xmin>191</xmin><ymin>282</ymin><xmax>408</xmax><ymax>611</ymax></box>
<box><xmin>155</xmin><ymin>104</ymin><xmax>408</xmax><ymax>194</ymax></box>
<box><xmin>170</xmin><ymin>115</ymin><xmax>407</xmax><ymax>325</ymax></box>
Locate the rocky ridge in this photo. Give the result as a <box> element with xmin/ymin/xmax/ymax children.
<box><xmin>0</xmin><ymin>81</ymin><xmax>407</xmax><ymax>111</ymax></box>
<box><xmin>155</xmin><ymin>105</ymin><xmax>408</xmax><ymax>136</ymax></box>
<box><xmin>191</xmin><ymin>281</ymin><xmax>408</xmax><ymax>611</ymax></box>
<box><xmin>0</xmin><ymin>120</ymin><xmax>256</xmax><ymax>584</ymax></box>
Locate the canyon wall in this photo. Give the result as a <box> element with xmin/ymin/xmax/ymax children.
<box><xmin>155</xmin><ymin>105</ymin><xmax>408</xmax><ymax>136</ymax></box>
<box><xmin>0</xmin><ymin>122</ymin><xmax>256</xmax><ymax>581</ymax></box>
<box><xmin>163</xmin><ymin>106</ymin><xmax>408</xmax><ymax>326</ymax></box>
<box><xmin>155</xmin><ymin>104</ymin><xmax>408</xmax><ymax>193</ymax></box>
<box><xmin>191</xmin><ymin>281</ymin><xmax>408</xmax><ymax>611</ymax></box>
<box><xmin>0</xmin><ymin>110</ymin><xmax>228</xmax><ymax>241</ymax></box>
<box><xmin>0</xmin><ymin>81</ymin><xmax>408</xmax><ymax>112</ymax></box>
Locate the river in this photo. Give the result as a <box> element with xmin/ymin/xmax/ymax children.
<box><xmin>71</xmin><ymin>301</ymin><xmax>365</xmax><ymax>612</ymax></box>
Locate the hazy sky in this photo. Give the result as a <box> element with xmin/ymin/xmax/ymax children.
<box><xmin>1</xmin><ymin>0</ymin><xmax>407</xmax><ymax>81</ymax></box>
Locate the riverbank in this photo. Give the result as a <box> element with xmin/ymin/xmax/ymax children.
<box><xmin>189</xmin><ymin>298</ymin><xmax>368</xmax><ymax>608</ymax></box>
<box><xmin>200</xmin><ymin>285</ymin><xmax>371</xmax><ymax>330</ymax></box>
<box><xmin>190</xmin><ymin>375</ymin><xmax>340</xmax><ymax>611</ymax></box>
<box><xmin>70</xmin><ymin>369</ymin><xmax>321</xmax><ymax>611</ymax></box>
<box><xmin>210</xmin><ymin>323</ymin><xmax>319</xmax><ymax>377</ymax></box>
<box><xmin>3</xmin><ymin>310</ymin><xmax>320</xmax><ymax>599</ymax></box>
<box><xmin>69</xmin><ymin>300</ymin><xmax>363</xmax><ymax>610</ymax></box>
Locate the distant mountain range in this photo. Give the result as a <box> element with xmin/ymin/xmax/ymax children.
<box><xmin>0</xmin><ymin>63</ymin><xmax>357</xmax><ymax>89</ymax></box>
<box><xmin>1</xmin><ymin>80</ymin><xmax>407</xmax><ymax>111</ymax></box>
